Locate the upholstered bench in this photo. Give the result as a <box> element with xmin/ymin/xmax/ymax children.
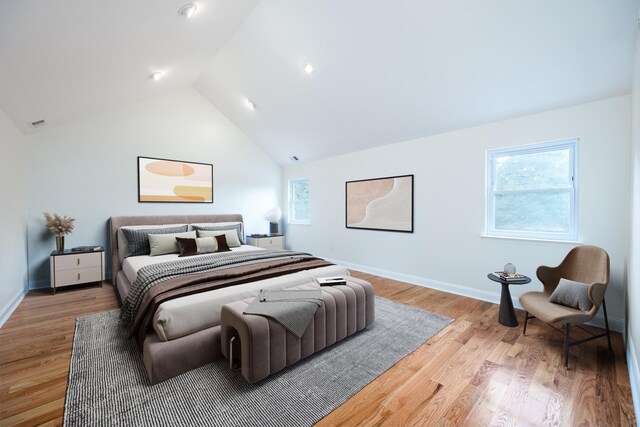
<box><xmin>220</xmin><ymin>277</ymin><xmax>375</xmax><ymax>383</ymax></box>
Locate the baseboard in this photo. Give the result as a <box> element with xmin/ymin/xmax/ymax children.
<box><xmin>327</xmin><ymin>257</ymin><xmax>625</xmax><ymax>333</ymax></box>
<box><xmin>29</xmin><ymin>278</ymin><xmax>50</xmax><ymax>289</ymax></box>
<box><xmin>627</xmin><ymin>335</ymin><xmax>640</xmax><ymax>421</ymax></box>
<box><xmin>327</xmin><ymin>257</ymin><xmax>498</xmax><ymax>304</ymax></box>
<box><xmin>0</xmin><ymin>289</ymin><xmax>27</xmax><ymax>328</ymax></box>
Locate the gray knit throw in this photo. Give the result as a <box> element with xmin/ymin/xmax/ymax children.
<box><xmin>243</xmin><ymin>289</ymin><xmax>324</xmax><ymax>337</ymax></box>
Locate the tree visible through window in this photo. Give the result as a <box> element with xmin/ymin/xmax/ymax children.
<box><xmin>487</xmin><ymin>139</ymin><xmax>577</xmax><ymax>240</ymax></box>
<box><xmin>288</xmin><ymin>178</ymin><xmax>310</xmax><ymax>224</ymax></box>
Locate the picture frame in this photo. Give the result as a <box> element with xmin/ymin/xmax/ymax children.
<box><xmin>345</xmin><ymin>174</ymin><xmax>414</xmax><ymax>233</ymax></box>
<box><xmin>137</xmin><ymin>156</ymin><xmax>213</xmax><ymax>203</ymax></box>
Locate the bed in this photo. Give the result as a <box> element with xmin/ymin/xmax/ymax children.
<box><xmin>109</xmin><ymin>214</ymin><xmax>351</xmax><ymax>384</ymax></box>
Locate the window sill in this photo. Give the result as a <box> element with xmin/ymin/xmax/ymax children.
<box><xmin>481</xmin><ymin>234</ymin><xmax>581</xmax><ymax>244</ymax></box>
<box><xmin>288</xmin><ymin>221</ymin><xmax>311</xmax><ymax>226</ymax></box>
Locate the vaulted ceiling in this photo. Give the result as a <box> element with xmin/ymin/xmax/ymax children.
<box><xmin>0</xmin><ymin>0</ymin><xmax>259</xmax><ymax>133</ymax></box>
<box><xmin>1</xmin><ymin>1</ymin><xmax>637</xmax><ymax>164</ymax></box>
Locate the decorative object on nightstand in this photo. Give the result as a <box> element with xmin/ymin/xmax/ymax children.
<box><xmin>50</xmin><ymin>247</ymin><xmax>105</xmax><ymax>294</ymax></box>
<box><xmin>43</xmin><ymin>212</ymin><xmax>75</xmax><ymax>252</ymax></box>
<box><xmin>263</xmin><ymin>207</ymin><xmax>282</xmax><ymax>234</ymax></box>
<box><xmin>246</xmin><ymin>234</ymin><xmax>284</xmax><ymax>250</ymax></box>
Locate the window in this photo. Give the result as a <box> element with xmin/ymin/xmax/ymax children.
<box><xmin>288</xmin><ymin>178</ymin><xmax>310</xmax><ymax>224</ymax></box>
<box><xmin>486</xmin><ymin>139</ymin><xmax>577</xmax><ymax>241</ymax></box>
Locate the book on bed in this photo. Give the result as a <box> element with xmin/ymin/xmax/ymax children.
<box><xmin>316</xmin><ymin>276</ymin><xmax>346</xmax><ymax>286</ymax></box>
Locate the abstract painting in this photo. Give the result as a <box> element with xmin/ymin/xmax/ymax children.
<box><xmin>345</xmin><ymin>175</ymin><xmax>413</xmax><ymax>232</ymax></box>
<box><xmin>138</xmin><ymin>156</ymin><xmax>213</xmax><ymax>203</ymax></box>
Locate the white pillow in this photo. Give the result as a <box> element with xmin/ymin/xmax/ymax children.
<box><xmin>117</xmin><ymin>224</ymin><xmax>187</xmax><ymax>263</ymax></box>
<box><xmin>197</xmin><ymin>229</ymin><xmax>242</xmax><ymax>248</ymax></box>
<box><xmin>148</xmin><ymin>231</ymin><xmax>197</xmax><ymax>257</ymax></box>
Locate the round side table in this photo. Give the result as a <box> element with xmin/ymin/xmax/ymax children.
<box><xmin>487</xmin><ymin>273</ymin><xmax>531</xmax><ymax>327</ymax></box>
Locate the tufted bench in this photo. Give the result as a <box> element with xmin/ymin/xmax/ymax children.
<box><xmin>220</xmin><ymin>277</ymin><xmax>375</xmax><ymax>383</ymax></box>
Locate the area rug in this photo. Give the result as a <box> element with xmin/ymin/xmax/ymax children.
<box><xmin>63</xmin><ymin>296</ymin><xmax>452</xmax><ymax>427</ymax></box>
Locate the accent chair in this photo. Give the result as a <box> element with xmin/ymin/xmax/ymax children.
<box><xmin>519</xmin><ymin>245</ymin><xmax>611</xmax><ymax>368</ymax></box>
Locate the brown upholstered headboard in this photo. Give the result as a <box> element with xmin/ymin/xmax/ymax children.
<box><xmin>109</xmin><ymin>214</ymin><xmax>243</xmax><ymax>286</ymax></box>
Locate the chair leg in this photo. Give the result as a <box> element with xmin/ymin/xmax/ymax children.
<box><xmin>523</xmin><ymin>310</ymin><xmax>529</xmax><ymax>335</ymax></box>
<box><xmin>564</xmin><ymin>323</ymin><xmax>571</xmax><ymax>368</ymax></box>
<box><xmin>602</xmin><ymin>298</ymin><xmax>612</xmax><ymax>351</ymax></box>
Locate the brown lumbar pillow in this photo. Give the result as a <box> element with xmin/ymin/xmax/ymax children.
<box><xmin>214</xmin><ymin>234</ymin><xmax>231</xmax><ymax>252</ymax></box>
<box><xmin>548</xmin><ymin>278</ymin><xmax>593</xmax><ymax>311</ymax></box>
<box><xmin>175</xmin><ymin>237</ymin><xmax>218</xmax><ymax>257</ymax></box>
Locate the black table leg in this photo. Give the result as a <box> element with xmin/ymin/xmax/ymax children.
<box><xmin>499</xmin><ymin>283</ymin><xmax>518</xmax><ymax>327</ymax></box>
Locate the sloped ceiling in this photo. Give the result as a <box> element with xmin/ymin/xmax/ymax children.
<box><xmin>0</xmin><ymin>0</ymin><xmax>259</xmax><ymax>133</ymax></box>
<box><xmin>194</xmin><ymin>0</ymin><xmax>638</xmax><ymax>164</ymax></box>
<box><xmin>0</xmin><ymin>1</ymin><xmax>637</xmax><ymax>164</ymax></box>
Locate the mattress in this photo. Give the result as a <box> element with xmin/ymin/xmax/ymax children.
<box><xmin>122</xmin><ymin>244</ymin><xmax>262</xmax><ymax>284</ymax></box>
<box><xmin>152</xmin><ymin>264</ymin><xmax>350</xmax><ymax>341</ymax></box>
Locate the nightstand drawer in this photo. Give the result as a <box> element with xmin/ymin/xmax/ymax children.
<box><xmin>255</xmin><ymin>236</ymin><xmax>284</xmax><ymax>249</ymax></box>
<box><xmin>54</xmin><ymin>252</ymin><xmax>101</xmax><ymax>271</ymax></box>
<box><xmin>54</xmin><ymin>266</ymin><xmax>103</xmax><ymax>287</ymax></box>
<box><xmin>246</xmin><ymin>235</ymin><xmax>285</xmax><ymax>249</ymax></box>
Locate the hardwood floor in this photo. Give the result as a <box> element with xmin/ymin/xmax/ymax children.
<box><xmin>0</xmin><ymin>274</ymin><xmax>635</xmax><ymax>426</ymax></box>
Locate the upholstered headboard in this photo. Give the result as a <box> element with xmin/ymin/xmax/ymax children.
<box><xmin>109</xmin><ymin>214</ymin><xmax>244</xmax><ymax>286</ymax></box>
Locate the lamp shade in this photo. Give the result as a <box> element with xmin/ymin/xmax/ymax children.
<box><xmin>263</xmin><ymin>207</ymin><xmax>282</xmax><ymax>222</ymax></box>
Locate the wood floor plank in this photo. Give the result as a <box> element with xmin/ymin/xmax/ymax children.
<box><xmin>0</xmin><ymin>273</ymin><xmax>635</xmax><ymax>426</ymax></box>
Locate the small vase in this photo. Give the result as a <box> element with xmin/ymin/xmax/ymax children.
<box><xmin>56</xmin><ymin>236</ymin><xmax>65</xmax><ymax>252</ymax></box>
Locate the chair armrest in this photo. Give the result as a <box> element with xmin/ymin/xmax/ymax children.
<box><xmin>536</xmin><ymin>265</ymin><xmax>561</xmax><ymax>295</ymax></box>
<box><xmin>588</xmin><ymin>282</ymin><xmax>607</xmax><ymax>308</ymax></box>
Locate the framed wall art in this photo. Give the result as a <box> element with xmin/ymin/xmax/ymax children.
<box><xmin>345</xmin><ymin>174</ymin><xmax>413</xmax><ymax>233</ymax></box>
<box><xmin>138</xmin><ymin>156</ymin><xmax>213</xmax><ymax>203</ymax></box>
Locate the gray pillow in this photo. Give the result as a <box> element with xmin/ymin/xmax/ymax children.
<box><xmin>121</xmin><ymin>225</ymin><xmax>189</xmax><ymax>257</ymax></box>
<box><xmin>148</xmin><ymin>231</ymin><xmax>197</xmax><ymax>256</ymax></box>
<box><xmin>548</xmin><ymin>278</ymin><xmax>593</xmax><ymax>312</ymax></box>
<box><xmin>192</xmin><ymin>224</ymin><xmax>244</xmax><ymax>244</ymax></box>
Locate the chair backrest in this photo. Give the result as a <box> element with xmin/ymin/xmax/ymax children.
<box><xmin>558</xmin><ymin>245</ymin><xmax>610</xmax><ymax>286</ymax></box>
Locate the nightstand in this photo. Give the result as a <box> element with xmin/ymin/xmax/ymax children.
<box><xmin>50</xmin><ymin>248</ymin><xmax>105</xmax><ymax>294</ymax></box>
<box><xmin>246</xmin><ymin>234</ymin><xmax>285</xmax><ymax>250</ymax></box>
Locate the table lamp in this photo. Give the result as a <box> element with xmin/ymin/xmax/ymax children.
<box><xmin>263</xmin><ymin>207</ymin><xmax>282</xmax><ymax>234</ymax></box>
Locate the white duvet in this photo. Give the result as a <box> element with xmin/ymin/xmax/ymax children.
<box><xmin>122</xmin><ymin>247</ymin><xmax>349</xmax><ymax>342</ymax></box>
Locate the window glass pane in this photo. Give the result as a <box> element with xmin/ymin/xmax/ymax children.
<box><xmin>495</xmin><ymin>148</ymin><xmax>571</xmax><ymax>191</ymax></box>
<box><xmin>290</xmin><ymin>179</ymin><xmax>309</xmax><ymax>222</ymax></box>
<box><xmin>494</xmin><ymin>192</ymin><xmax>570</xmax><ymax>233</ymax></box>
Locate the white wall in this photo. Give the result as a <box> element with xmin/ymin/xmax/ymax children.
<box><xmin>0</xmin><ymin>109</ymin><xmax>28</xmax><ymax>326</ymax></box>
<box><xmin>283</xmin><ymin>96</ymin><xmax>631</xmax><ymax>330</ymax></box>
<box><xmin>626</xmin><ymin>3</ymin><xmax>640</xmax><ymax>417</ymax></box>
<box><xmin>26</xmin><ymin>87</ymin><xmax>281</xmax><ymax>287</ymax></box>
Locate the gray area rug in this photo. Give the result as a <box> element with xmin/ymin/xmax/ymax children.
<box><xmin>63</xmin><ymin>296</ymin><xmax>452</xmax><ymax>427</ymax></box>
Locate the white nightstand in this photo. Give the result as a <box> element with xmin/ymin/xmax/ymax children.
<box><xmin>246</xmin><ymin>234</ymin><xmax>285</xmax><ymax>250</ymax></box>
<box><xmin>50</xmin><ymin>248</ymin><xmax>105</xmax><ymax>294</ymax></box>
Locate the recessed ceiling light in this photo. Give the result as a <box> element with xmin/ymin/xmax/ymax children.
<box><xmin>244</xmin><ymin>98</ymin><xmax>256</xmax><ymax>110</ymax></box>
<box><xmin>150</xmin><ymin>71</ymin><xmax>163</xmax><ymax>81</ymax></box>
<box><xmin>303</xmin><ymin>64</ymin><xmax>314</xmax><ymax>74</ymax></box>
<box><xmin>179</xmin><ymin>3</ymin><xmax>197</xmax><ymax>18</ymax></box>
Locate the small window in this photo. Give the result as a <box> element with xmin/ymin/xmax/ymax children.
<box><xmin>288</xmin><ymin>178</ymin><xmax>310</xmax><ymax>224</ymax></box>
<box><xmin>486</xmin><ymin>139</ymin><xmax>577</xmax><ymax>241</ymax></box>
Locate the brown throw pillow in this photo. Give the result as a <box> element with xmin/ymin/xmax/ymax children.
<box><xmin>548</xmin><ymin>278</ymin><xmax>593</xmax><ymax>312</ymax></box>
<box><xmin>175</xmin><ymin>237</ymin><xmax>218</xmax><ymax>257</ymax></box>
<box><xmin>214</xmin><ymin>234</ymin><xmax>231</xmax><ymax>252</ymax></box>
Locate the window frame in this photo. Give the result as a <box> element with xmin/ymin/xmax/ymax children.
<box><xmin>288</xmin><ymin>177</ymin><xmax>311</xmax><ymax>225</ymax></box>
<box><xmin>485</xmin><ymin>138</ymin><xmax>578</xmax><ymax>242</ymax></box>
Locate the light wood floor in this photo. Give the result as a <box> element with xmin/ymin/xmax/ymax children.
<box><xmin>0</xmin><ymin>273</ymin><xmax>635</xmax><ymax>426</ymax></box>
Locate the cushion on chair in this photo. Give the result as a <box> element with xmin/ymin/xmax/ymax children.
<box><xmin>519</xmin><ymin>291</ymin><xmax>595</xmax><ymax>325</ymax></box>
<box><xmin>548</xmin><ymin>278</ymin><xmax>593</xmax><ymax>312</ymax></box>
